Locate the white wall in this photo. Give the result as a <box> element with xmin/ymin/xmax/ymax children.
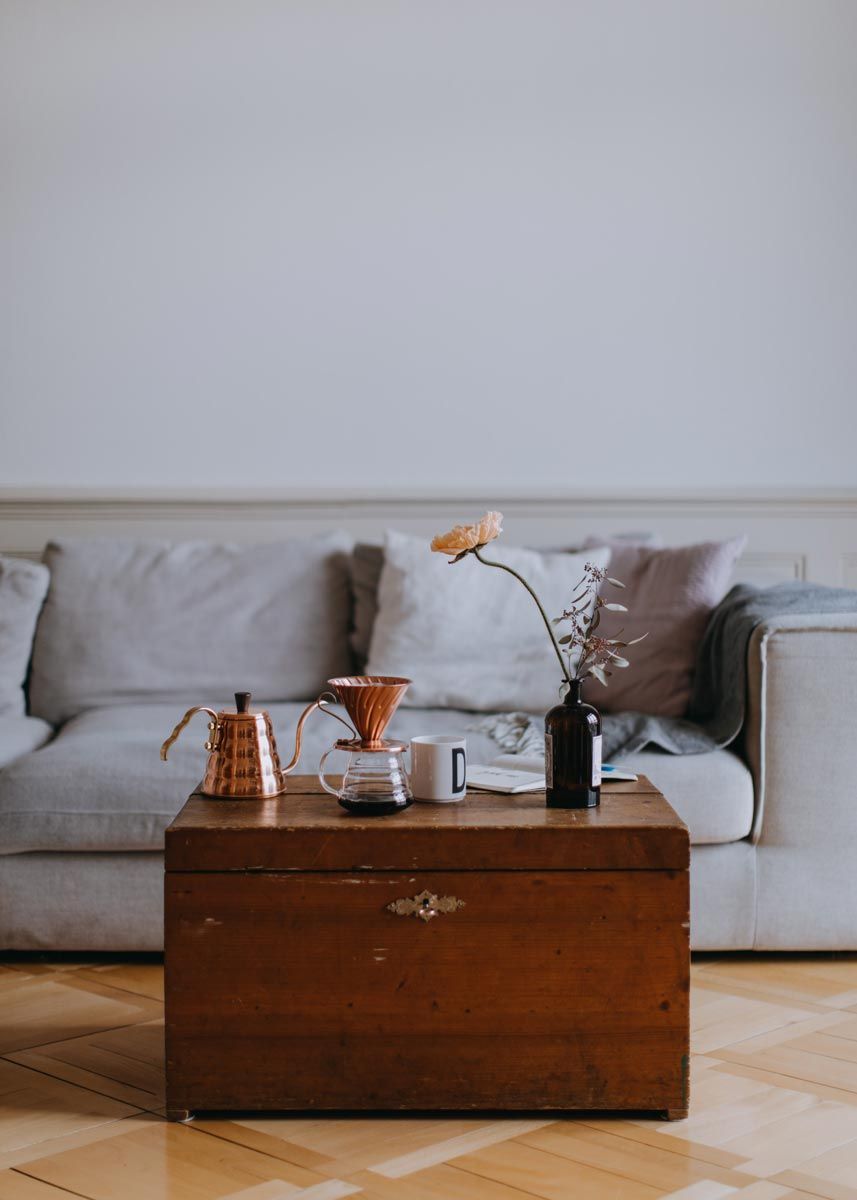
<box><xmin>2</xmin><ymin>0</ymin><xmax>856</xmax><ymax>491</ymax></box>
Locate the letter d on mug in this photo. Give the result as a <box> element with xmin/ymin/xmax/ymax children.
<box><xmin>410</xmin><ymin>735</ymin><xmax>466</xmax><ymax>803</ymax></box>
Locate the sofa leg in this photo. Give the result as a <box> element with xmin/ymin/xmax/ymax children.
<box><xmin>166</xmin><ymin>1108</ymin><xmax>194</xmax><ymax>1123</ymax></box>
<box><xmin>662</xmin><ymin>1108</ymin><xmax>688</xmax><ymax>1121</ymax></box>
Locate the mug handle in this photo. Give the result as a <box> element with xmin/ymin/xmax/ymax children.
<box><xmin>318</xmin><ymin>746</ymin><xmax>342</xmax><ymax>797</ymax></box>
<box><xmin>452</xmin><ymin>746</ymin><xmax>466</xmax><ymax>794</ymax></box>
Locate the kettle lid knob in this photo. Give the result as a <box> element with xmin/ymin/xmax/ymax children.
<box><xmin>235</xmin><ymin>691</ymin><xmax>252</xmax><ymax>713</ymax></box>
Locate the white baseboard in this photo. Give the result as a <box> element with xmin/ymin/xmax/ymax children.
<box><xmin>1</xmin><ymin>488</ymin><xmax>855</xmax><ymax>588</ymax></box>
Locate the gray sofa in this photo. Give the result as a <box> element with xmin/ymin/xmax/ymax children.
<box><xmin>2</xmin><ymin>537</ymin><xmax>856</xmax><ymax>952</ymax></box>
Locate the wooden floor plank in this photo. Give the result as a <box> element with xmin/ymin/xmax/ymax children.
<box><xmin>453</xmin><ymin>1139</ymin><xmax>664</xmax><ymax>1199</ymax></box>
<box><xmin>6</xmin><ymin>1019</ymin><xmax>164</xmax><ymax>1109</ymax></box>
<box><xmin>789</xmin><ymin>1032</ymin><xmax>857</xmax><ymax>1066</ymax></box>
<box><xmin>693</xmin><ymin>960</ymin><xmax>857</xmax><ymax>1007</ymax></box>
<box><xmin>18</xmin><ymin>1123</ymin><xmax>334</xmax><ymax>1200</ymax></box>
<box><xmin>707</xmin><ymin>1061</ymin><xmax>857</xmax><ymax>1110</ymax></box>
<box><xmin>714</xmin><ymin>1012</ymin><xmax>854</xmax><ymax>1058</ymax></box>
<box><xmin>692</xmin><ymin>998</ymin><xmax>823</xmax><ymax>1056</ymax></box>
<box><xmin>722</xmin><ymin>1102</ymin><xmax>857</xmax><ymax>1177</ymax></box>
<box><xmin>655</xmin><ymin>1085</ymin><xmax>817</xmax><ymax>1149</ymax></box>
<box><xmin>0</xmin><ymin>1171</ymin><xmax>89</xmax><ymax>1199</ymax></box>
<box><xmin>0</xmin><ymin>976</ymin><xmax>156</xmax><ymax>1055</ymax></box>
<box><xmin>369</xmin><ymin>1120</ymin><xmax>553</xmax><ymax>1179</ymax></box>
<box><xmin>771</xmin><ymin>1131</ymin><xmax>857</xmax><ymax>1199</ymax></box>
<box><xmin>75</xmin><ymin>963</ymin><xmax>165</xmax><ymax>1002</ymax></box>
<box><xmin>515</xmin><ymin>1124</ymin><xmax>756</xmax><ymax>1192</ymax></box>
<box><xmin>822</xmin><ymin>1016</ymin><xmax>857</xmax><ymax>1044</ymax></box>
<box><xmin>728</xmin><ymin>1185</ymin><xmax>821</xmax><ymax>1200</ymax></box>
<box><xmin>716</xmin><ymin>1045</ymin><xmax>857</xmax><ymax>1096</ymax></box>
<box><xmin>191</xmin><ymin>1119</ymin><xmax>338</xmax><ymax>1174</ymax></box>
<box><xmin>572</xmin><ymin>1117</ymin><xmax>757</xmax><ymax>1170</ymax></box>
<box><xmin>350</xmin><ymin>1162</ymin><xmax>539</xmax><ymax>1198</ymax></box>
<box><xmin>0</xmin><ymin>1059</ymin><xmax>141</xmax><ymax>1156</ymax></box>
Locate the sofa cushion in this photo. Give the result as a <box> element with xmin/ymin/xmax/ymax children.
<box><xmin>29</xmin><ymin>535</ymin><xmax>355</xmax><ymax>726</ymax></box>
<box><xmin>0</xmin><ymin>716</ymin><xmax>53</xmax><ymax>769</ymax></box>
<box><xmin>583</xmin><ymin>536</ymin><xmax>747</xmax><ymax>717</ymax></box>
<box><xmin>0</xmin><ymin>556</ymin><xmax>50</xmax><ymax>716</ymax></box>
<box><xmin>619</xmin><ymin>747</ymin><xmax>754</xmax><ymax>844</ymax></box>
<box><xmin>366</xmin><ymin>531</ymin><xmax>611</xmax><ymax>712</ymax></box>
<box><xmin>0</xmin><ymin>702</ymin><xmax>753</xmax><ymax>853</ymax></box>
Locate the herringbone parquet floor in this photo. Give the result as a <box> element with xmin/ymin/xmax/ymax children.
<box><xmin>2</xmin><ymin>955</ymin><xmax>857</xmax><ymax>1199</ymax></box>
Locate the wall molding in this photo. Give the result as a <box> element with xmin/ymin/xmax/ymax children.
<box><xmin>0</xmin><ymin>487</ymin><xmax>856</xmax><ymax>517</ymax></box>
<box><xmin>1</xmin><ymin>488</ymin><xmax>855</xmax><ymax>587</ymax></box>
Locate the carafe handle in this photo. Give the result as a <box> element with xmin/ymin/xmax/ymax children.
<box><xmin>318</xmin><ymin>746</ymin><xmax>343</xmax><ymax>797</ymax></box>
<box><xmin>160</xmin><ymin>706</ymin><xmax>220</xmax><ymax>760</ymax></box>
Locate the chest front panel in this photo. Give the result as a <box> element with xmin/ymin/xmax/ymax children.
<box><xmin>165</xmin><ymin>866</ymin><xmax>689</xmax><ymax>1112</ymax></box>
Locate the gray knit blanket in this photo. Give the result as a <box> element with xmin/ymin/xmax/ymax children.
<box><xmin>476</xmin><ymin>582</ymin><xmax>857</xmax><ymax>760</ymax></box>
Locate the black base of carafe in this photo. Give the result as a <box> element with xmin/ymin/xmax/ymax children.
<box><xmin>338</xmin><ymin>796</ymin><xmax>413</xmax><ymax>816</ymax></box>
<box><xmin>546</xmin><ymin>787</ymin><xmax>600</xmax><ymax>809</ymax></box>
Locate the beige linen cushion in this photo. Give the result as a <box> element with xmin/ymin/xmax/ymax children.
<box><xmin>0</xmin><ymin>556</ymin><xmax>50</xmax><ymax>716</ymax></box>
<box><xmin>365</xmin><ymin>531</ymin><xmax>610</xmax><ymax>712</ymax></box>
<box><xmin>29</xmin><ymin>535</ymin><xmax>354</xmax><ymax>726</ymax></box>
<box><xmin>584</xmin><ymin>536</ymin><xmax>747</xmax><ymax>717</ymax></box>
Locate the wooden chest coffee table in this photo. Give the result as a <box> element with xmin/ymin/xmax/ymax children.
<box><xmin>164</xmin><ymin>776</ymin><xmax>689</xmax><ymax>1119</ymax></box>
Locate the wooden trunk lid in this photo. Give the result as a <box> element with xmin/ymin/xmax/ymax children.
<box><xmin>165</xmin><ymin>776</ymin><xmax>689</xmax><ymax>873</ymax></box>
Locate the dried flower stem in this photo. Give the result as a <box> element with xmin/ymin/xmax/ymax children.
<box><xmin>473</xmin><ymin>548</ymin><xmax>573</xmax><ymax>686</ymax></box>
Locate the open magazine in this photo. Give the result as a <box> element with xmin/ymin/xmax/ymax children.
<box><xmin>467</xmin><ymin>753</ymin><xmax>638</xmax><ymax>795</ymax></box>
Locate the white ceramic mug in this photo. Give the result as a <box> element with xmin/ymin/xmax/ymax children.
<box><xmin>410</xmin><ymin>735</ymin><xmax>467</xmax><ymax>803</ymax></box>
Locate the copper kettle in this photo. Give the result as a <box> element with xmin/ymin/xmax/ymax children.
<box><xmin>160</xmin><ymin>691</ymin><xmax>326</xmax><ymax>799</ymax></box>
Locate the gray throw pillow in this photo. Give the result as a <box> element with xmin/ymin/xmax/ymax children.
<box><xmin>29</xmin><ymin>535</ymin><xmax>354</xmax><ymax>726</ymax></box>
<box><xmin>0</xmin><ymin>556</ymin><xmax>50</xmax><ymax>716</ymax></box>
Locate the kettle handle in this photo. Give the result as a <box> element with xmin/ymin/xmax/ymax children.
<box><xmin>160</xmin><ymin>706</ymin><xmax>220</xmax><ymax>761</ymax></box>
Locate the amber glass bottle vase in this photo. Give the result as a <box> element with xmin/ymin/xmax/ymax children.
<box><xmin>544</xmin><ymin>679</ymin><xmax>602</xmax><ymax>809</ymax></box>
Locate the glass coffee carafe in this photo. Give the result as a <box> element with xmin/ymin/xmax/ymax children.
<box><xmin>318</xmin><ymin>676</ymin><xmax>413</xmax><ymax>815</ymax></box>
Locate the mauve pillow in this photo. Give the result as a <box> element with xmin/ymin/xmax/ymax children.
<box><xmin>583</xmin><ymin>536</ymin><xmax>747</xmax><ymax>717</ymax></box>
<box><xmin>0</xmin><ymin>556</ymin><xmax>50</xmax><ymax>716</ymax></box>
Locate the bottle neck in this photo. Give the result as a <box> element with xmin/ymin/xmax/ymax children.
<box><xmin>564</xmin><ymin>679</ymin><xmax>583</xmax><ymax>704</ymax></box>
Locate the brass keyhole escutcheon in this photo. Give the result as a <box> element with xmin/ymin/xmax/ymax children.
<box><xmin>386</xmin><ymin>890</ymin><xmax>466</xmax><ymax>922</ymax></box>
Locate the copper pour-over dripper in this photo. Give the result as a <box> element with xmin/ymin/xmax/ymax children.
<box><xmin>319</xmin><ymin>676</ymin><xmax>413</xmax><ymax>814</ymax></box>
<box><xmin>327</xmin><ymin>675</ymin><xmax>411</xmax><ymax>751</ymax></box>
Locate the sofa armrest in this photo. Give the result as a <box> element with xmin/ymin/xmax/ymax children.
<box><xmin>745</xmin><ymin>613</ymin><xmax>857</xmax><ymax>845</ymax></box>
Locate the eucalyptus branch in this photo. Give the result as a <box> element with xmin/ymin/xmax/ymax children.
<box><xmin>432</xmin><ymin>514</ymin><xmax>642</xmax><ymax>695</ymax></box>
<box><xmin>473</xmin><ymin>548</ymin><xmax>573</xmax><ymax>686</ymax></box>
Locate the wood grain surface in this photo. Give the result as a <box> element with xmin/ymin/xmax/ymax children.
<box><xmin>165</xmin><ymin>777</ymin><xmax>689</xmax><ymax>872</ymax></box>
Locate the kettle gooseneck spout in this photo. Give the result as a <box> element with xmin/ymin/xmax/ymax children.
<box><xmin>281</xmin><ymin>692</ymin><xmax>356</xmax><ymax>775</ymax></box>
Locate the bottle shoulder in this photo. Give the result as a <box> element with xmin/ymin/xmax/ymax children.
<box><xmin>545</xmin><ymin>702</ymin><xmax>601</xmax><ymax>730</ymax></box>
